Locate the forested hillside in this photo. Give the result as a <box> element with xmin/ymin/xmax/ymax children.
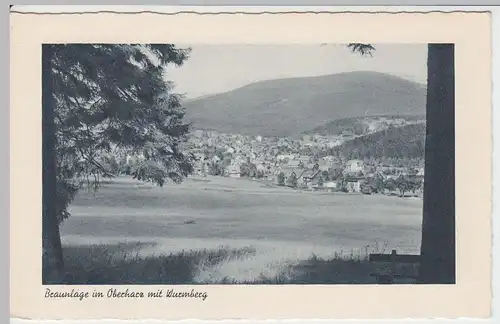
<box><xmin>332</xmin><ymin>123</ymin><xmax>426</xmax><ymax>159</ymax></box>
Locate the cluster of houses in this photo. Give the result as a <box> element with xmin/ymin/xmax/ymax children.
<box><xmin>192</xmin><ymin>148</ymin><xmax>424</xmax><ymax>194</ymax></box>
<box><xmin>274</xmin><ymin>158</ymin><xmax>389</xmax><ymax>193</ymax></box>
<box><xmin>114</xmin><ymin>127</ymin><xmax>425</xmax><ymax>196</ymax></box>
<box><xmin>276</xmin><ymin>159</ymin><xmax>423</xmax><ymax>194</ymax></box>
<box><xmin>177</xmin><ymin>129</ymin><xmax>425</xmax><ymax>195</ymax></box>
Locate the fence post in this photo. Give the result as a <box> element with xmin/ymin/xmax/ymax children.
<box><xmin>390</xmin><ymin>249</ymin><xmax>397</xmax><ymax>277</ymax></box>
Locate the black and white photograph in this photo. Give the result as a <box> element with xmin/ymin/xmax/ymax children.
<box><xmin>41</xmin><ymin>43</ymin><xmax>455</xmax><ymax>286</ymax></box>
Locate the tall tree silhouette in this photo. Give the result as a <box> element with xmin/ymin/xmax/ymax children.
<box><xmin>348</xmin><ymin>43</ymin><xmax>455</xmax><ymax>284</ymax></box>
<box><xmin>42</xmin><ymin>45</ymin><xmax>62</xmax><ymax>280</ymax></box>
<box><xmin>42</xmin><ymin>44</ymin><xmax>193</xmax><ymax>283</ymax></box>
<box><xmin>418</xmin><ymin>44</ymin><xmax>455</xmax><ymax>284</ymax></box>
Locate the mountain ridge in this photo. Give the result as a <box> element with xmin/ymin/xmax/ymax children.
<box><xmin>182</xmin><ymin>71</ymin><xmax>427</xmax><ymax>137</ymax></box>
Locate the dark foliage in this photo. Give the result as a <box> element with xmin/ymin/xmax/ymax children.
<box><xmin>48</xmin><ymin>44</ymin><xmax>194</xmax><ymax>224</ymax></box>
<box><xmin>332</xmin><ymin>123</ymin><xmax>426</xmax><ymax>160</ymax></box>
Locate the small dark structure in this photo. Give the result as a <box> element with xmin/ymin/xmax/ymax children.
<box><xmin>369</xmin><ymin>249</ymin><xmax>421</xmax><ymax>284</ymax></box>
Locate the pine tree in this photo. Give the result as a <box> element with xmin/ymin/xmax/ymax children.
<box><xmin>42</xmin><ymin>44</ymin><xmax>194</xmax><ymax>282</ymax></box>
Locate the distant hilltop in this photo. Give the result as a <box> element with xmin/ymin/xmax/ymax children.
<box><xmin>182</xmin><ymin>71</ymin><xmax>427</xmax><ymax>137</ymax></box>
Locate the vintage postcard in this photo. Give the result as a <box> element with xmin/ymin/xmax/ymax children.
<box><xmin>10</xmin><ymin>6</ymin><xmax>492</xmax><ymax>320</ymax></box>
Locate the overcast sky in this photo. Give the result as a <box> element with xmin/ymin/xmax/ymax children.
<box><xmin>165</xmin><ymin>44</ymin><xmax>428</xmax><ymax>99</ymax></box>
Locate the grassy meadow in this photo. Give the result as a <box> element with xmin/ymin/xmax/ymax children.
<box><xmin>58</xmin><ymin>176</ymin><xmax>423</xmax><ymax>284</ymax></box>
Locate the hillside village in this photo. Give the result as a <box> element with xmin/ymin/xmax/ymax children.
<box><xmin>111</xmin><ymin>114</ymin><xmax>425</xmax><ymax>198</ymax></box>
<box><xmin>156</xmin><ymin>71</ymin><xmax>428</xmax><ymax>197</ymax></box>
<box><xmin>182</xmin><ymin>120</ymin><xmax>425</xmax><ymax>197</ymax></box>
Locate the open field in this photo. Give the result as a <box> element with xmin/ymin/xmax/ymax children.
<box><xmin>60</xmin><ymin>176</ymin><xmax>423</xmax><ymax>284</ymax></box>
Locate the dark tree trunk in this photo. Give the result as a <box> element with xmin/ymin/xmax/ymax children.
<box><xmin>42</xmin><ymin>44</ymin><xmax>64</xmax><ymax>283</ymax></box>
<box><xmin>418</xmin><ymin>44</ymin><xmax>456</xmax><ymax>284</ymax></box>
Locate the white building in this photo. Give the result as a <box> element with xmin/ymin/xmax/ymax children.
<box><xmin>345</xmin><ymin>160</ymin><xmax>364</xmax><ymax>174</ymax></box>
<box><xmin>256</xmin><ymin>163</ymin><xmax>266</xmax><ymax>172</ymax></box>
<box><xmin>193</xmin><ymin>129</ymin><xmax>204</xmax><ymax>138</ymax></box>
<box><xmin>327</xmin><ymin>139</ymin><xmax>343</xmax><ymax>148</ymax></box>
<box><xmin>346</xmin><ymin>180</ymin><xmax>362</xmax><ymax>193</ymax></box>
<box><xmin>227</xmin><ymin>163</ymin><xmax>241</xmax><ymax>178</ymax></box>
<box><xmin>324</xmin><ymin>181</ymin><xmax>338</xmax><ymax>189</ymax></box>
<box><xmin>277</xmin><ymin>154</ymin><xmax>295</xmax><ymax>161</ymax></box>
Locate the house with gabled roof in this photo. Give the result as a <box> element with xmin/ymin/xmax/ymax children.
<box><xmin>295</xmin><ymin>169</ymin><xmax>319</xmax><ymax>188</ymax></box>
<box><xmin>345</xmin><ymin>159</ymin><xmax>364</xmax><ymax>174</ymax></box>
<box><xmin>307</xmin><ymin>170</ymin><xmax>323</xmax><ymax>190</ymax></box>
<box><xmin>227</xmin><ymin>163</ymin><xmax>241</xmax><ymax>178</ymax></box>
<box><xmin>344</xmin><ymin>175</ymin><xmax>364</xmax><ymax>193</ymax></box>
